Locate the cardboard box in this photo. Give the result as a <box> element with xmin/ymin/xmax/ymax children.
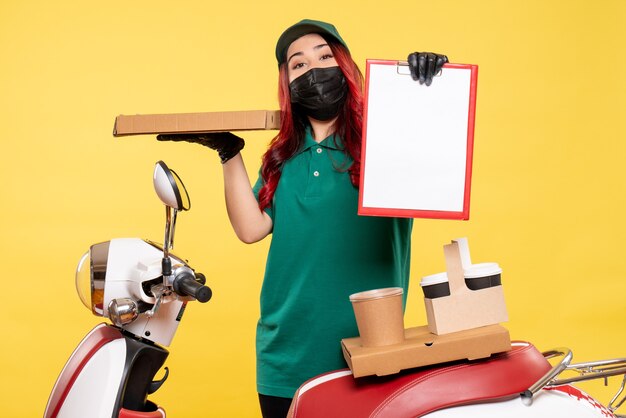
<box><xmin>341</xmin><ymin>324</ymin><xmax>511</xmax><ymax>378</ymax></box>
<box><xmin>113</xmin><ymin>110</ymin><xmax>281</xmax><ymax>137</ymax></box>
<box><xmin>425</xmin><ymin>239</ymin><xmax>508</xmax><ymax>335</ymax></box>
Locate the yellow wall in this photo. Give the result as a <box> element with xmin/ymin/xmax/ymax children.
<box><xmin>1</xmin><ymin>0</ymin><xmax>625</xmax><ymax>416</ymax></box>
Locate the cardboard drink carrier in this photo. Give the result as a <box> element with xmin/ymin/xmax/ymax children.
<box><xmin>342</xmin><ymin>238</ymin><xmax>511</xmax><ymax>378</ymax></box>
<box><xmin>425</xmin><ymin>238</ymin><xmax>508</xmax><ymax>334</ymax></box>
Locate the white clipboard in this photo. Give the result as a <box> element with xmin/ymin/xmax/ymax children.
<box><xmin>358</xmin><ymin>60</ymin><xmax>478</xmax><ymax>220</ymax></box>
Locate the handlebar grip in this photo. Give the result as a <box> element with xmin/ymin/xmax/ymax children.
<box><xmin>173</xmin><ymin>272</ymin><xmax>212</xmax><ymax>303</ymax></box>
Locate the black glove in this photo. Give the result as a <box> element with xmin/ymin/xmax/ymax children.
<box><xmin>407</xmin><ymin>52</ymin><xmax>449</xmax><ymax>86</ymax></box>
<box><xmin>156</xmin><ymin>132</ymin><xmax>244</xmax><ymax>164</ymax></box>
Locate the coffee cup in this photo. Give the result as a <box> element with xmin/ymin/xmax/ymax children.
<box><xmin>463</xmin><ymin>262</ymin><xmax>502</xmax><ymax>290</ymax></box>
<box><xmin>349</xmin><ymin>287</ymin><xmax>405</xmax><ymax>347</ymax></box>
<box><xmin>420</xmin><ymin>272</ymin><xmax>451</xmax><ymax>299</ymax></box>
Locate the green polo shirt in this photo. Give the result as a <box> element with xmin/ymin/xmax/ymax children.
<box><xmin>252</xmin><ymin>128</ymin><xmax>412</xmax><ymax>398</ymax></box>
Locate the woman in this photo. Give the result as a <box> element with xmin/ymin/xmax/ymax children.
<box><xmin>158</xmin><ymin>19</ymin><xmax>447</xmax><ymax>418</ymax></box>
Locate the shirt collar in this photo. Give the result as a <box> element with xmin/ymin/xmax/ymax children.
<box><xmin>298</xmin><ymin>125</ymin><xmax>344</xmax><ymax>154</ymax></box>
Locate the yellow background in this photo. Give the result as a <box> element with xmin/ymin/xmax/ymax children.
<box><xmin>1</xmin><ymin>0</ymin><xmax>625</xmax><ymax>416</ymax></box>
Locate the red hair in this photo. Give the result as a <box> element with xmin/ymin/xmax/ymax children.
<box><xmin>257</xmin><ymin>40</ymin><xmax>364</xmax><ymax>211</ymax></box>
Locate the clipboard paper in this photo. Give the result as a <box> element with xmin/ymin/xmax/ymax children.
<box><xmin>358</xmin><ymin>60</ymin><xmax>478</xmax><ymax>220</ymax></box>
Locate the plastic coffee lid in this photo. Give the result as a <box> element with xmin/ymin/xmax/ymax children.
<box><xmin>420</xmin><ymin>272</ymin><xmax>449</xmax><ymax>287</ymax></box>
<box><xmin>349</xmin><ymin>287</ymin><xmax>403</xmax><ymax>302</ymax></box>
<box><xmin>464</xmin><ymin>262</ymin><xmax>502</xmax><ymax>278</ymax></box>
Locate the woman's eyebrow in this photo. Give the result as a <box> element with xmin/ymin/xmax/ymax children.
<box><xmin>287</xmin><ymin>43</ymin><xmax>330</xmax><ymax>65</ymax></box>
<box><xmin>313</xmin><ymin>43</ymin><xmax>329</xmax><ymax>50</ymax></box>
<box><xmin>287</xmin><ymin>51</ymin><xmax>303</xmax><ymax>65</ymax></box>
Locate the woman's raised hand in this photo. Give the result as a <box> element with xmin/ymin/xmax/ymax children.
<box><xmin>407</xmin><ymin>52</ymin><xmax>449</xmax><ymax>86</ymax></box>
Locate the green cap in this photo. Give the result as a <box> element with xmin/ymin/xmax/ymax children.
<box><xmin>275</xmin><ymin>19</ymin><xmax>348</xmax><ymax>65</ymax></box>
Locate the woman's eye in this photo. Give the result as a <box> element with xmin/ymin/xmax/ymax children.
<box><xmin>292</xmin><ymin>62</ymin><xmax>305</xmax><ymax>70</ymax></box>
<box><xmin>321</xmin><ymin>54</ymin><xmax>333</xmax><ymax>61</ymax></box>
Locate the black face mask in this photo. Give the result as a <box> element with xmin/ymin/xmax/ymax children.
<box><xmin>289</xmin><ymin>66</ymin><xmax>348</xmax><ymax>121</ymax></box>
